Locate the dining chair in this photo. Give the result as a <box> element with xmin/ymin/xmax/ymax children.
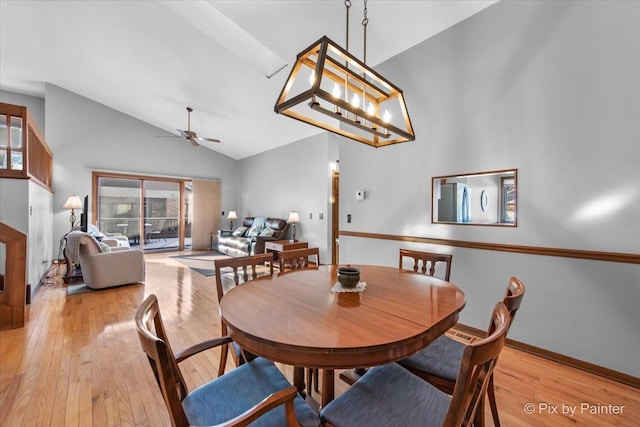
<box><xmin>135</xmin><ymin>294</ymin><xmax>320</xmax><ymax>427</ymax></box>
<box><xmin>398</xmin><ymin>276</ymin><xmax>526</xmax><ymax>427</ymax></box>
<box><xmin>320</xmin><ymin>301</ymin><xmax>511</xmax><ymax>427</ymax></box>
<box><xmin>278</xmin><ymin>247</ymin><xmax>321</xmax><ymax>273</ymax></box>
<box><xmin>214</xmin><ymin>253</ymin><xmax>275</xmax><ymax>376</ymax></box>
<box><xmin>399</xmin><ymin>248</ymin><xmax>453</xmax><ymax>281</ymax></box>
<box><xmin>277</xmin><ymin>247</ymin><xmax>322</xmax><ymax>396</ymax></box>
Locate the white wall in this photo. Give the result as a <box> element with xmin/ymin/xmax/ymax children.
<box><xmin>44</xmin><ymin>84</ymin><xmax>239</xmax><ymax>257</ymax></box>
<box><xmin>339</xmin><ymin>0</ymin><xmax>640</xmax><ymax>377</ymax></box>
<box><xmin>238</xmin><ymin>133</ymin><xmax>338</xmax><ymax>262</ymax></box>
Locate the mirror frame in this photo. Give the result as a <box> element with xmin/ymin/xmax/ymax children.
<box><xmin>431</xmin><ymin>168</ymin><xmax>518</xmax><ymax>227</ymax></box>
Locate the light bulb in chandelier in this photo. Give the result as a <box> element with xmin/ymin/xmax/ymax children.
<box><xmin>332</xmin><ymin>83</ymin><xmax>341</xmax><ymax>98</ymax></box>
<box><xmin>332</xmin><ymin>83</ymin><xmax>342</xmax><ymax>114</ymax></box>
<box><xmin>351</xmin><ymin>93</ymin><xmax>360</xmax><ymax>108</ymax></box>
<box><xmin>309</xmin><ymin>70</ymin><xmax>315</xmax><ymax>86</ymax></box>
<box><xmin>367</xmin><ymin>102</ymin><xmax>376</xmax><ymax>116</ymax></box>
<box><xmin>383</xmin><ymin>110</ymin><xmax>391</xmax><ymax>123</ymax></box>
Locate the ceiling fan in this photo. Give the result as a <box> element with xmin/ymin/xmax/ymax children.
<box><xmin>172</xmin><ymin>107</ymin><xmax>220</xmax><ymax>146</ymax></box>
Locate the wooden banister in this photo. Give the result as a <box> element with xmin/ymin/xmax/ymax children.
<box><xmin>0</xmin><ymin>222</ymin><xmax>27</xmax><ymax>330</ymax></box>
<box><xmin>0</xmin><ymin>102</ymin><xmax>53</xmax><ymax>191</ymax></box>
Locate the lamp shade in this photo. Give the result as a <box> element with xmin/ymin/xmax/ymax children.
<box><xmin>63</xmin><ymin>195</ymin><xmax>83</xmax><ymax>210</ymax></box>
<box><xmin>288</xmin><ymin>211</ymin><xmax>300</xmax><ymax>223</ymax></box>
<box><xmin>227</xmin><ymin>210</ymin><xmax>238</xmax><ymax>220</ymax></box>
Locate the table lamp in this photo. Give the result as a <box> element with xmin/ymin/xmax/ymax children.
<box><xmin>63</xmin><ymin>195</ymin><xmax>83</xmax><ymax>229</ymax></box>
<box><xmin>227</xmin><ymin>210</ymin><xmax>238</xmax><ymax>230</ymax></box>
<box><xmin>288</xmin><ymin>211</ymin><xmax>300</xmax><ymax>242</ymax></box>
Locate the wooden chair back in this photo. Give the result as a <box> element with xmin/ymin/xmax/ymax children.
<box><xmin>278</xmin><ymin>247</ymin><xmax>320</xmax><ymax>272</ymax></box>
<box><xmin>399</xmin><ymin>249</ymin><xmax>453</xmax><ymax>281</ymax></box>
<box><xmin>504</xmin><ymin>276</ymin><xmax>526</xmax><ymax>326</ymax></box>
<box><xmin>214</xmin><ymin>253</ymin><xmax>274</xmax><ymax>374</ymax></box>
<box><xmin>444</xmin><ymin>301</ymin><xmax>510</xmax><ymax>427</ymax></box>
<box><xmin>135</xmin><ymin>294</ymin><xmax>190</xmax><ymax>427</ymax></box>
<box><xmin>214</xmin><ymin>253</ymin><xmax>275</xmax><ymax>303</ymax></box>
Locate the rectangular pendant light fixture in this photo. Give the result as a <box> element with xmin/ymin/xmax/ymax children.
<box><xmin>274</xmin><ymin>36</ymin><xmax>415</xmax><ymax>148</ymax></box>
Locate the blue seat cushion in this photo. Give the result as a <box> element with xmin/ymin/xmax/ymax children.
<box><xmin>183</xmin><ymin>357</ymin><xmax>320</xmax><ymax>427</ymax></box>
<box><xmin>320</xmin><ymin>363</ymin><xmax>451</xmax><ymax>427</ymax></box>
<box><xmin>398</xmin><ymin>335</ymin><xmax>464</xmax><ymax>381</ymax></box>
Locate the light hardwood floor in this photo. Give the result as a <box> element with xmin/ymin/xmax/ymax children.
<box><xmin>1</xmin><ymin>251</ymin><xmax>638</xmax><ymax>426</ymax></box>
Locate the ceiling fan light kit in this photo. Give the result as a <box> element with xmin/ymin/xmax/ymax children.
<box><xmin>274</xmin><ymin>0</ymin><xmax>415</xmax><ymax>148</ymax></box>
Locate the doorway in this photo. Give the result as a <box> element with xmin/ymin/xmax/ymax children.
<box><xmin>331</xmin><ymin>169</ymin><xmax>339</xmax><ymax>265</ymax></box>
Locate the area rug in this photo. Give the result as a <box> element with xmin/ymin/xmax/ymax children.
<box><xmin>169</xmin><ymin>251</ymin><xmax>230</xmax><ymax>276</ymax></box>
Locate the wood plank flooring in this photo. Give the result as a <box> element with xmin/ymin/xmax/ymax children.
<box><xmin>1</xmin><ymin>251</ymin><xmax>638</xmax><ymax>426</ymax></box>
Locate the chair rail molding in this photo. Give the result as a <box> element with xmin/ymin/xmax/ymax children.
<box><xmin>339</xmin><ymin>231</ymin><xmax>640</xmax><ymax>265</ymax></box>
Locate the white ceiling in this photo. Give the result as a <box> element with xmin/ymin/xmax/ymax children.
<box><xmin>0</xmin><ymin>0</ymin><xmax>497</xmax><ymax>159</ymax></box>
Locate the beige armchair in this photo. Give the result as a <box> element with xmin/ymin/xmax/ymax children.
<box><xmin>66</xmin><ymin>231</ymin><xmax>145</xmax><ymax>289</ymax></box>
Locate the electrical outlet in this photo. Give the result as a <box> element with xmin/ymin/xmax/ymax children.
<box><xmin>309</xmin><ymin>213</ymin><xmax>313</xmax><ymax>220</ymax></box>
<box><xmin>347</xmin><ymin>214</ymin><xmax>351</xmax><ymax>223</ymax></box>
<box><xmin>319</xmin><ymin>213</ymin><xmax>323</xmax><ymax>220</ymax></box>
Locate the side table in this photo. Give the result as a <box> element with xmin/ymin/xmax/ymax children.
<box><xmin>264</xmin><ymin>240</ymin><xmax>308</xmax><ymax>267</ymax></box>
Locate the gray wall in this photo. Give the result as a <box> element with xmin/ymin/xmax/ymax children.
<box><xmin>339</xmin><ymin>0</ymin><xmax>640</xmax><ymax>377</ymax></box>
<box><xmin>237</xmin><ymin>133</ymin><xmax>339</xmax><ymax>262</ymax></box>
<box><xmin>44</xmin><ymin>84</ymin><xmax>239</xmax><ymax>256</ymax></box>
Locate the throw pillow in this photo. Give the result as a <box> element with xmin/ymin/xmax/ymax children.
<box><xmin>232</xmin><ymin>226</ymin><xmax>248</xmax><ymax>237</ymax></box>
<box><xmin>98</xmin><ymin>241</ymin><xmax>112</xmax><ymax>253</ymax></box>
<box><xmin>247</xmin><ymin>226</ymin><xmax>263</xmax><ymax>237</ymax></box>
<box><xmin>259</xmin><ymin>228</ymin><xmax>276</xmax><ymax>237</ymax></box>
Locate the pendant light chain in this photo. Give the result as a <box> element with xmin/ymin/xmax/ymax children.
<box><xmin>344</xmin><ymin>0</ymin><xmax>351</xmax><ymax>106</ymax></box>
<box><xmin>362</xmin><ymin>0</ymin><xmax>368</xmax><ymax>65</ymax></box>
<box><xmin>345</xmin><ymin>0</ymin><xmax>351</xmax><ymax>52</ymax></box>
<box><xmin>362</xmin><ymin>0</ymin><xmax>369</xmax><ymax>120</ymax></box>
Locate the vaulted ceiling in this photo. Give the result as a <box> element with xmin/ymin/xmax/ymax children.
<box><xmin>1</xmin><ymin>0</ymin><xmax>497</xmax><ymax>159</ymax></box>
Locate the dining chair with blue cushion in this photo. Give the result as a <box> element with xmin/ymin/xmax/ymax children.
<box><xmin>135</xmin><ymin>294</ymin><xmax>320</xmax><ymax>427</ymax></box>
<box><xmin>214</xmin><ymin>253</ymin><xmax>275</xmax><ymax>376</ymax></box>
<box><xmin>398</xmin><ymin>276</ymin><xmax>526</xmax><ymax>427</ymax></box>
<box><xmin>320</xmin><ymin>301</ymin><xmax>511</xmax><ymax>427</ymax></box>
<box><xmin>276</xmin><ymin>247</ymin><xmax>322</xmax><ymax>397</ymax></box>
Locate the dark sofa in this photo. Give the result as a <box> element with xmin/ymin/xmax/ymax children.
<box><xmin>217</xmin><ymin>216</ymin><xmax>289</xmax><ymax>257</ymax></box>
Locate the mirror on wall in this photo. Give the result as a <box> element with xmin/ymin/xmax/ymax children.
<box><xmin>432</xmin><ymin>169</ymin><xmax>517</xmax><ymax>226</ymax></box>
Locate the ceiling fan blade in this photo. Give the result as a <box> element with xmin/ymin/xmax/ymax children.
<box><xmin>196</xmin><ymin>136</ymin><xmax>221</xmax><ymax>143</ymax></box>
<box><xmin>189</xmin><ymin>138</ymin><xmax>200</xmax><ymax>147</ymax></box>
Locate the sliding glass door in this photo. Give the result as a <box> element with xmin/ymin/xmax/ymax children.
<box><xmin>94</xmin><ymin>173</ymin><xmax>192</xmax><ymax>251</ymax></box>
<box><xmin>96</xmin><ymin>177</ymin><xmax>141</xmax><ymax>243</ymax></box>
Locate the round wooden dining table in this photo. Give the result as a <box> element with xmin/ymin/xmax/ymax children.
<box><xmin>219</xmin><ymin>264</ymin><xmax>466</xmax><ymax>406</ymax></box>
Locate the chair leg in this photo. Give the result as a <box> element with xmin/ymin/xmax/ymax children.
<box><xmin>474</xmin><ymin>395</ymin><xmax>486</xmax><ymax>427</ymax></box>
<box><xmin>218</xmin><ymin>343</ymin><xmax>228</xmax><ymax>377</ymax></box>
<box><xmin>305</xmin><ymin>369</ymin><xmax>320</xmax><ymax>396</ymax></box>
<box><xmin>487</xmin><ymin>374</ymin><xmax>501</xmax><ymax>427</ymax></box>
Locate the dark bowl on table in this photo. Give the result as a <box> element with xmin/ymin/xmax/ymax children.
<box><xmin>337</xmin><ymin>267</ymin><xmax>361</xmax><ymax>288</ymax></box>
